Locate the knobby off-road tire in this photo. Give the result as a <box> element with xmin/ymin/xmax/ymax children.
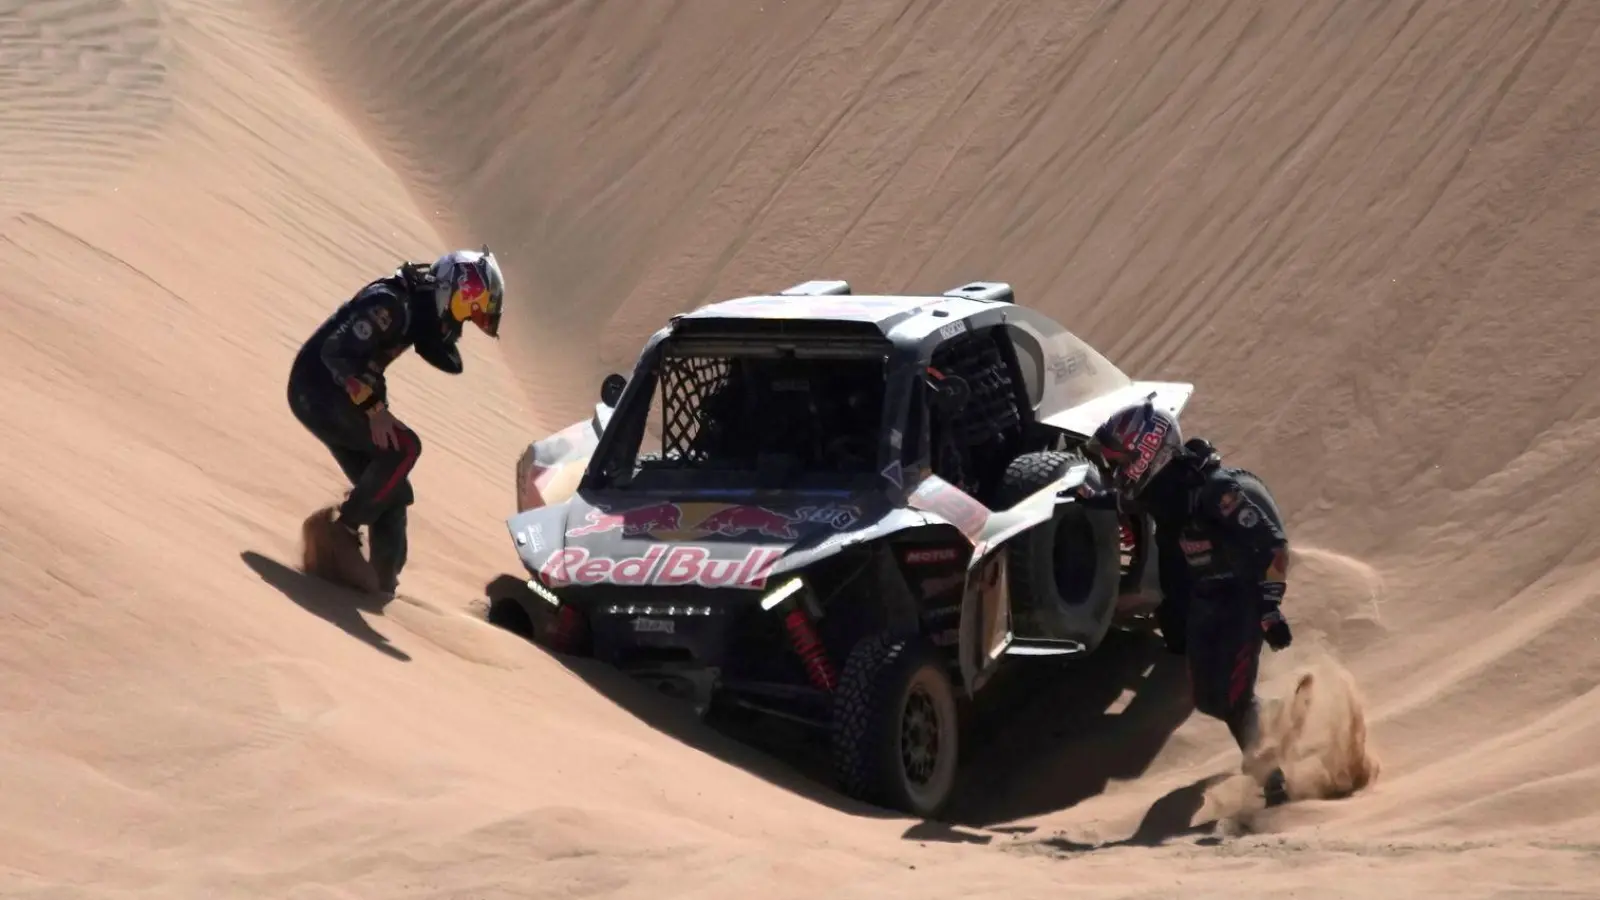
<box><xmin>830</xmin><ymin>633</ymin><xmax>961</xmax><ymax>819</ymax></box>
<box><xmin>485</xmin><ymin>581</ymin><xmax>591</xmax><ymax>656</ymax></box>
<box><xmin>997</xmin><ymin>451</ymin><xmax>1099</xmax><ymax>614</ymax></box>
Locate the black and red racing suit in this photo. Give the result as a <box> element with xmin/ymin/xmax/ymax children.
<box><xmin>285</xmin><ymin>266</ymin><xmax>463</xmax><ymax>587</ymax></box>
<box><xmin>1142</xmin><ymin>455</ymin><xmax>1291</xmax><ymax>751</ymax></box>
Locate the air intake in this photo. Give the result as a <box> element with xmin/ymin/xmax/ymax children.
<box><xmin>778</xmin><ymin>280</ymin><xmax>853</xmax><ymax>297</ymax></box>
<box><xmin>942</xmin><ymin>281</ymin><xmax>1014</xmax><ymax>304</ymax></box>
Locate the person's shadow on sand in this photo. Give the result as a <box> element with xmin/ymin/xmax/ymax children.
<box><xmin>1023</xmin><ymin>774</ymin><xmax>1227</xmax><ymax>854</ymax></box>
<box><xmin>241</xmin><ymin>550</ymin><xmax>410</xmax><ymax>662</ymax></box>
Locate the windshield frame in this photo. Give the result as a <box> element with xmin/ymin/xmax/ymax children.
<box><xmin>582</xmin><ymin>333</ymin><xmax>901</xmax><ymax>495</ymax></box>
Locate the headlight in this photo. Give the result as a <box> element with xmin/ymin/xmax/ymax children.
<box><xmin>525</xmin><ymin>578</ymin><xmax>561</xmax><ymax>607</ymax></box>
<box><xmin>760</xmin><ymin>576</ymin><xmax>805</xmax><ymax>611</ymax></box>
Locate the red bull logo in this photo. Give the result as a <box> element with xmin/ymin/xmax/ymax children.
<box><xmin>692</xmin><ymin>505</ymin><xmax>804</xmax><ymax>540</ymax></box>
<box><xmin>1124</xmin><ymin>418</ymin><xmax>1171</xmax><ymax>483</ymax></box>
<box><xmin>539</xmin><ymin>545</ymin><xmax>784</xmax><ymax>589</ymax></box>
<box><xmin>564</xmin><ymin>502</ymin><xmax>861</xmax><ymax>541</ymax></box>
<box><xmin>567</xmin><ymin>503</ymin><xmax>683</xmax><ymax>537</ymax></box>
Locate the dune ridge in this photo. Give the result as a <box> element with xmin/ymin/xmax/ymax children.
<box><xmin>3</xmin><ymin>0</ymin><xmax>1600</xmax><ymax>896</ymax></box>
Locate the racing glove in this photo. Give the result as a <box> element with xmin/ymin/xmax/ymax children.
<box><xmin>1258</xmin><ymin>544</ymin><xmax>1291</xmax><ymax>651</ymax></box>
<box><xmin>1070</xmin><ymin>483</ymin><xmax>1123</xmax><ymax>512</ymax></box>
<box><xmin>1259</xmin><ymin>582</ymin><xmax>1292</xmax><ymax>651</ymax></box>
<box><xmin>1261</xmin><ymin>605</ymin><xmax>1292</xmax><ymax>651</ymax></box>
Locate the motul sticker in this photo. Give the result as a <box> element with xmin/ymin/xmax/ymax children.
<box><xmin>540</xmin><ymin>545</ymin><xmax>784</xmax><ymax>589</ymax></box>
<box><xmin>903</xmin><ymin>547</ymin><xmax>961</xmax><ymax>565</ymax></box>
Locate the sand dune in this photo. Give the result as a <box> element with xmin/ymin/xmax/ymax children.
<box><xmin>3</xmin><ymin>0</ymin><xmax>1600</xmax><ymax>896</ymax></box>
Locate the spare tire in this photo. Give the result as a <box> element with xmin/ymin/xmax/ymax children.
<box><xmin>997</xmin><ymin>451</ymin><xmax>1100</xmax><ymax>622</ymax></box>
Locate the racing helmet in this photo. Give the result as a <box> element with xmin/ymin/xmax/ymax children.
<box><xmin>1084</xmin><ymin>397</ymin><xmax>1184</xmax><ymax>499</ymax></box>
<box><xmin>431</xmin><ymin>246</ymin><xmax>505</xmax><ymax>338</ymax></box>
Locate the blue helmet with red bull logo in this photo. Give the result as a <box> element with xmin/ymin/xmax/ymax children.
<box><xmin>1084</xmin><ymin>397</ymin><xmax>1184</xmax><ymax>500</ymax></box>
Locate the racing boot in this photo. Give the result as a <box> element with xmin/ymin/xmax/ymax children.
<box><xmin>1262</xmin><ymin>767</ymin><xmax>1291</xmax><ymax>808</ymax></box>
<box><xmin>301</xmin><ymin>505</ymin><xmax>380</xmax><ymax>593</ymax></box>
<box><xmin>1227</xmin><ymin>697</ymin><xmax>1265</xmax><ymax>755</ymax></box>
<box><xmin>369</xmin><ymin>504</ymin><xmax>408</xmax><ymax>598</ymax></box>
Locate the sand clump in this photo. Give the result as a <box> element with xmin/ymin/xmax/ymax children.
<box><xmin>1192</xmin><ymin>652</ymin><xmax>1380</xmax><ymax>838</ymax></box>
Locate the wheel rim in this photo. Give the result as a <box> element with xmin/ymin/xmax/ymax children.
<box><xmin>901</xmin><ymin>685</ymin><xmax>940</xmax><ymax>786</ymax></box>
<box><xmin>897</xmin><ymin>666</ymin><xmax>959</xmax><ymax>814</ymax></box>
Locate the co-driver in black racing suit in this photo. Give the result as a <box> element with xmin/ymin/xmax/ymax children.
<box><xmin>1081</xmin><ymin>397</ymin><xmax>1295</xmax><ymax>807</ymax></box>
<box><xmin>286</xmin><ymin>247</ymin><xmax>505</xmax><ymax>595</ymax></box>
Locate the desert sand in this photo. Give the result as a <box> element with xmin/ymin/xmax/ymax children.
<box><xmin>3</xmin><ymin>0</ymin><xmax>1599</xmax><ymax>896</ymax></box>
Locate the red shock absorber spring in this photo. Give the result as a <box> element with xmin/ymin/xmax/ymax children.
<box><xmin>549</xmin><ymin>604</ymin><xmax>587</xmax><ymax>654</ymax></box>
<box><xmin>783</xmin><ymin>608</ymin><xmax>837</xmax><ymax>692</ymax></box>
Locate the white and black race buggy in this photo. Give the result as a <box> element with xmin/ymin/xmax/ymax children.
<box><xmin>489</xmin><ymin>278</ymin><xmax>1193</xmax><ymax>819</ymax></box>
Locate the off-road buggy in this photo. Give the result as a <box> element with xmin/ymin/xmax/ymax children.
<box><xmin>489</xmin><ymin>279</ymin><xmax>1193</xmax><ymax>819</ymax></box>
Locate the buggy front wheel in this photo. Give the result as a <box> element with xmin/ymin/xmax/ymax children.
<box><xmin>830</xmin><ymin>634</ymin><xmax>961</xmax><ymax>819</ymax></box>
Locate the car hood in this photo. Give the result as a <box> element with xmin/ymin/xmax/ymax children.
<box><xmin>506</xmin><ymin>491</ymin><xmax>911</xmax><ymax>591</ymax></box>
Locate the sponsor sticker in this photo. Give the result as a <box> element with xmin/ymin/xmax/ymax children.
<box><xmin>565</xmin><ymin>502</ymin><xmax>861</xmax><ymax>541</ymax></box>
<box><xmin>517</xmin><ymin>524</ymin><xmax>545</xmax><ymax>552</ymax></box>
<box><xmin>908</xmin><ymin>477</ymin><xmax>990</xmax><ymax>542</ymax></box>
<box><xmin>540</xmin><ymin>545</ymin><xmax>784</xmax><ymax>590</ymax></box>
<box><xmin>567</xmin><ymin>503</ymin><xmax>685</xmax><ymax>537</ymax></box>
<box><xmin>1124</xmin><ymin>418</ymin><xmax>1171</xmax><ymax>483</ymax></box>
<box><xmin>1046</xmin><ymin>351</ymin><xmax>1096</xmax><ymax>384</ymax></box>
<box><xmin>881</xmin><ymin>460</ymin><xmax>904</xmax><ymax>488</ymax></box>
<box><xmin>903</xmin><ymin>546</ymin><xmax>961</xmax><ymax>565</ymax></box>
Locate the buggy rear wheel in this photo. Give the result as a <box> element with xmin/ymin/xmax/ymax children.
<box><xmin>830</xmin><ymin>634</ymin><xmax>961</xmax><ymax>819</ymax></box>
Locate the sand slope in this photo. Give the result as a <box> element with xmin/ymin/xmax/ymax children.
<box><xmin>3</xmin><ymin>0</ymin><xmax>1599</xmax><ymax>896</ymax></box>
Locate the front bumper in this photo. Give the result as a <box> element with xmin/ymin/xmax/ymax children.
<box><xmin>557</xmin><ymin>584</ymin><xmax>765</xmax><ymax>671</ymax></box>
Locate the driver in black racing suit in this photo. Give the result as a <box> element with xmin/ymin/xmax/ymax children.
<box><xmin>287</xmin><ymin>247</ymin><xmax>505</xmax><ymax>595</ymax></box>
<box><xmin>1080</xmin><ymin>397</ymin><xmax>1295</xmax><ymax>807</ymax></box>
